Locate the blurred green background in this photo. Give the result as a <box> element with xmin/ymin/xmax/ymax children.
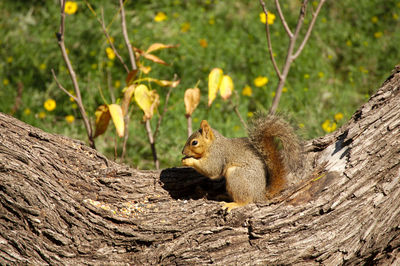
<box><xmin>1</xmin><ymin>0</ymin><xmax>399</xmax><ymax>169</ymax></box>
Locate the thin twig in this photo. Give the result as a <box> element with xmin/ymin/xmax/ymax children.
<box><xmin>186</xmin><ymin>116</ymin><xmax>192</xmax><ymax>137</ymax></box>
<box><xmin>85</xmin><ymin>1</ymin><xmax>129</xmax><ymax>72</ymax></box>
<box><xmin>51</xmin><ymin>69</ymin><xmax>77</xmax><ymax>101</ymax></box>
<box><xmin>259</xmin><ymin>0</ymin><xmax>282</xmax><ymax>80</ymax></box>
<box><xmin>153</xmin><ymin>75</ymin><xmax>177</xmax><ymax>139</ymax></box>
<box><xmin>119</xmin><ymin>0</ymin><xmax>137</xmax><ymax>71</ymax></box>
<box><xmin>275</xmin><ymin>0</ymin><xmax>293</xmax><ymax>38</ymax></box>
<box><xmin>145</xmin><ymin>119</ymin><xmax>159</xmax><ymax>170</ymax></box>
<box><xmin>231</xmin><ymin>91</ymin><xmax>247</xmax><ymax>130</ymax></box>
<box><xmin>55</xmin><ymin>0</ymin><xmax>95</xmax><ymax>148</ymax></box>
<box><xmin>292</xmin><ymin>0</ymin><xmax>326</xmax><ymax>60</ymax></box>
<box><xmin>11</xmin><ymin>82</ymin><xmax>23</xmax><ymax>115</ymax></box>
<box><xmin>98</xmin><ymin>7</ymin><xmax>130</xmax><ymax>73</ymax></box>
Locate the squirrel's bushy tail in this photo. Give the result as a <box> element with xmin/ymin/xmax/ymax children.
<box><xmin>248</xmin><ymin>114</ymin><xmax>301</xmax><ymax>196</ymax></box>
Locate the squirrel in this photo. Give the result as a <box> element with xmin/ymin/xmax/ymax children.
<box><xmin>181</xmin><ymin>114</ymin><xmax>301</xmax><ymax>212</ymax></box>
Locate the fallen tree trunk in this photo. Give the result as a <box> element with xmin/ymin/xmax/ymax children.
<box><xmin>0</xmin><ymin>67</ymin><xmax>399</xmax><ymax>265</ymax></box>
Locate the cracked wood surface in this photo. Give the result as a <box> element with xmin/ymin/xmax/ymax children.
<box><xmin>0</xmin><ymin>68</ymin><xmax>400</xmax><ymax>264</ymax></box>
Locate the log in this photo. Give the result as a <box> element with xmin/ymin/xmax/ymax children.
<box><xmin>0</xmin><ymin>67</ymin><xmax>399</xmax><ymax>265</ymax></box>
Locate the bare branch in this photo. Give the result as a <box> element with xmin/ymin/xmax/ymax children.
<box><xmin>275</xmin><ymin>0</ymin><xmax>293</xmax><ymax>38</ymax></box>
<box><xmin>259</xmin><ymin>0</ymin><xmax>282</xmax><ymax>80</ymax></box>
<box><xmin>56</xmin><ymin>0</ymin><xmax>95</xmax><ymax>148</ymax></box>
<box><xmin>269</xmin><ymin>0</ymin><xmax>309</xmax><ymax>114</ymax></box>
<box><xmin>119</xmin><ymin>0</ymin><xmax>137</xmax><ymax>71</ymax></box>
<box><xmin>292</xmin><ymin>0</ymin><xmax>326</xmax><ymax>60</ymax></box>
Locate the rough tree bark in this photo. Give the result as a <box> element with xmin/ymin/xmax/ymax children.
<box><xmin>1</xmin><ymin>67</ymin><xmax>399</xmax><ymax>265</ymax></box>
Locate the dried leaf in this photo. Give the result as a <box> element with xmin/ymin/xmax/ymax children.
<box><xmin>108</xmin><ymin>104</ymin><xmax>125</xmax><ymax>138</ymax></box>
<box><xmin>125</xmin><ymin>69</ymin><xmax>138</xmax><ymax>85</ymax></box>
<box><xmin>94</xmin><ymin>105</ymin><xmax>111</xmax><ymax>138</ymax></box>
<box><xmin>142</xmin><ymin>78</ymin><xmax>180</xmax><ymax>87</ymax></box>
<box><xmin>121</xmin><ymin>84</ymin><xmax>136</xmax><ymax>116</ymax></box>
<box><xmin>219</xmin><ymin>75</ymin><xmax>234</xmax><ymax>100</ymax></box>
<box><xmin>134</xmin><ymin>84</ymin><xmax>160</xmax><ymax>120</ymax></box>
<box><xmin>184</xmin><ymin>88</ymin><xmax>200</xmax><ymax>116</ymax></box>
<box><xmin>146</xmin><ymin>43</ymin><xmax>179</xmax><ymax>54</ymax></box>
<box><xmin>208</xmin><ymin>68</ymin><xmax>223</xmax><ymax>106</ymax></box>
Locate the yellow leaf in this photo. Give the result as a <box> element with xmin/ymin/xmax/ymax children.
<box><xmin>94</xmin><ymin>105</ymin><xmax>111</xmax><ymax>138</ymax></box>
<box><xmin>121</xmin><ymin>84</ymin><xmax>136</xmax><ymax>116</ymax></box>
<box><xmin>208</xmin><ymin>68</ymin><xmax>223</xmax><ymax>106</ymax></box>
<box><xmin>108</xmin><ymin>104</ymin><xmax>125</xmax><ymax>137</ymax></box>
<box><xmin>184</xmin><ymin>88</ymin><xmax>201</xmax><ymax>116</ymax></box>
<box><xmin>134</xmin><ymin>84</ymin><xmax>160</xmax><ymax>120</ymax></box>
<box><xmin>146</xmin><ymin>43</ymin><xmax>179</xmax><ymax>54</ymax></box>
<box><xmin>142</xmin><ymin>53</ymin><xmax>169</xmax><ymax>65</ymax></box>
<box><xmin>219</xmin><ymin>75</ymin><xmax>234</xmax><ymax>100</ymax></box>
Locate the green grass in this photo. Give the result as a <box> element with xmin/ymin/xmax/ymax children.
<box><xmin>1</xmin><ymin>0</ymin><xmax>400</xmax><ymax>169</ymax></box>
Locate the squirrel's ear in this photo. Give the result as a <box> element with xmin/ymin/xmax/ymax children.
<box><xmin>200</xmin><ymin>120</ymin><xmax>214</xmax><ymax>140</ymax></box>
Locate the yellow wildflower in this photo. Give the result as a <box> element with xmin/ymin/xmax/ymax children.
<box><xmin>254</xmin><ymin>76</ymin><xmax>268</xmax><ymax>87</ymax></box>
<box><xmin>393</xmin><ymin>13</ymin><xmax>399</xmax><ymax>20</ymax></box>
<box><xmin>247</xmin><ymin>112</ymin><xmax>254</xmax><ymax>117</ymax></box>
<box><xmin>91</xmin><ymin>63</ymin><xmax>97</xmax><ymax>69</ymax></box>
<box><xmin>199</xmin><ymin>39</ymin><xmax>208</xmax><ymax>48</ymax></box>
<box><xmin>181</xmin><ymin>22</ymin><xmax>191</xmax><ymax>32</ymax></box>
<box><xmin>242</xmin><ymin>85</ymin><xmax>252</xmax><ymax>96</ymax></box>
<box><xmin>38</xmin><ymin>111</ymin><xmax>46</xmax><ymax>119</ymax></box>
<box><xmin>39</xmin><ymin>63</ymin><xmax>46</xmax><ymax>70</ymax></box>
<box><xmin>322</xmin><ymin>120</ymin><xmax>337</xmax><ymax>133</ymax></box>
<box><xmin>346</xmin><ymin>40</ymin><xmax>352</xmax><ymax>47</ymax></box>
<box><xmin>318</xmin><ymin>72</ymin><xmax>324</xmax><ymax>78</ymax></box>
<box><xmin>44</xmin><ymin>99</ymin><xmax>56</xmax><ymax>112</ymax></box>
<box><xmin>334</xmin><ymin>112</ymin><xmax>344</xmax><ymax>122</ymax></box>
<box><xmin>282</xmin><ymin>87</ymin><xmax>288</xmax><ymax>93</ymax></box>
<box><xmin>106</xmin><ymin>47</ymin><xmax>115</xmax><ymax>60</ymax></box>
<box><xmin>374</xmin><ymin>31</ymin><xmax>383</xmax><ymax>38</ymax></box>
<box><xmin>298</xmin><ymin>123</ymin><xmax>305</xmax><ymax>129</ymax></box>
<box><xmin>7</xmin><ymin>57</ymin><xmax>13</xmax><ymax>63</ymax></box>
<box><xmin>115</xmin><ymin>80</ymin><xmax>121</xmax><ymax>89</ymax></box>
<box><xmin>72</xmin><ymin>103</ymin><xmax>78</xmax><ymax>109</ymax></box>
<box><xmin>24</xmin><ymin>108</ymin><xmax>31</xmax><ymax>115</ymax></box>
<box><xmin>304</xmin><ymin>74</ymin><xmax>310</xmax><ymax>79</ymax></box>
<box><xmin>154</xmin><ymin>12</ymin><xmax>167</xmax><ymax>22</ymax></box>
<box><xmin>259</xmin><ymin>12</ymin><xmax>276</xmax><ymax>25</ymax></box>
<box><xmin>3</xmin><ymin>79</ymin><xmax>9</xmax><ymax>86</ymax></box>
<box><xmin>209</xmin><ymin>18</ymin><xmax>215</xmax><ymax>25</ymax></box>
<box><xmin>65</xmin><ymin>115</ymin><xmax>75</xmax><ymax>123</ymax></box>
<box><xmin>65</xmin><ymin>1</ymin><xmax>78</xmax><ymax>15</ymax></box>
<box><xmin>371</xmin><ymin>16</ymin><xmax>378</xmax><ymax>23</ymax></box>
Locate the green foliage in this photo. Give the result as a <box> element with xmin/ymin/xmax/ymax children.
<box><xmin>1</xmin><ymin>0</ymin><xmax>400</xmax><ymax>169</ymax></box>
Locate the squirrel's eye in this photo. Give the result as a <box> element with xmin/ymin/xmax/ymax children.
<box><xmin>191</xmin><ymin>140</ymin><xmax>198</xmax><ymax>146</ymax></box>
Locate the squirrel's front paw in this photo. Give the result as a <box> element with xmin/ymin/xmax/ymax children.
<box><xmin>221</xmin><ymin>201</ymin><xmax>246</xmax><ymax>212</ymax></box>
